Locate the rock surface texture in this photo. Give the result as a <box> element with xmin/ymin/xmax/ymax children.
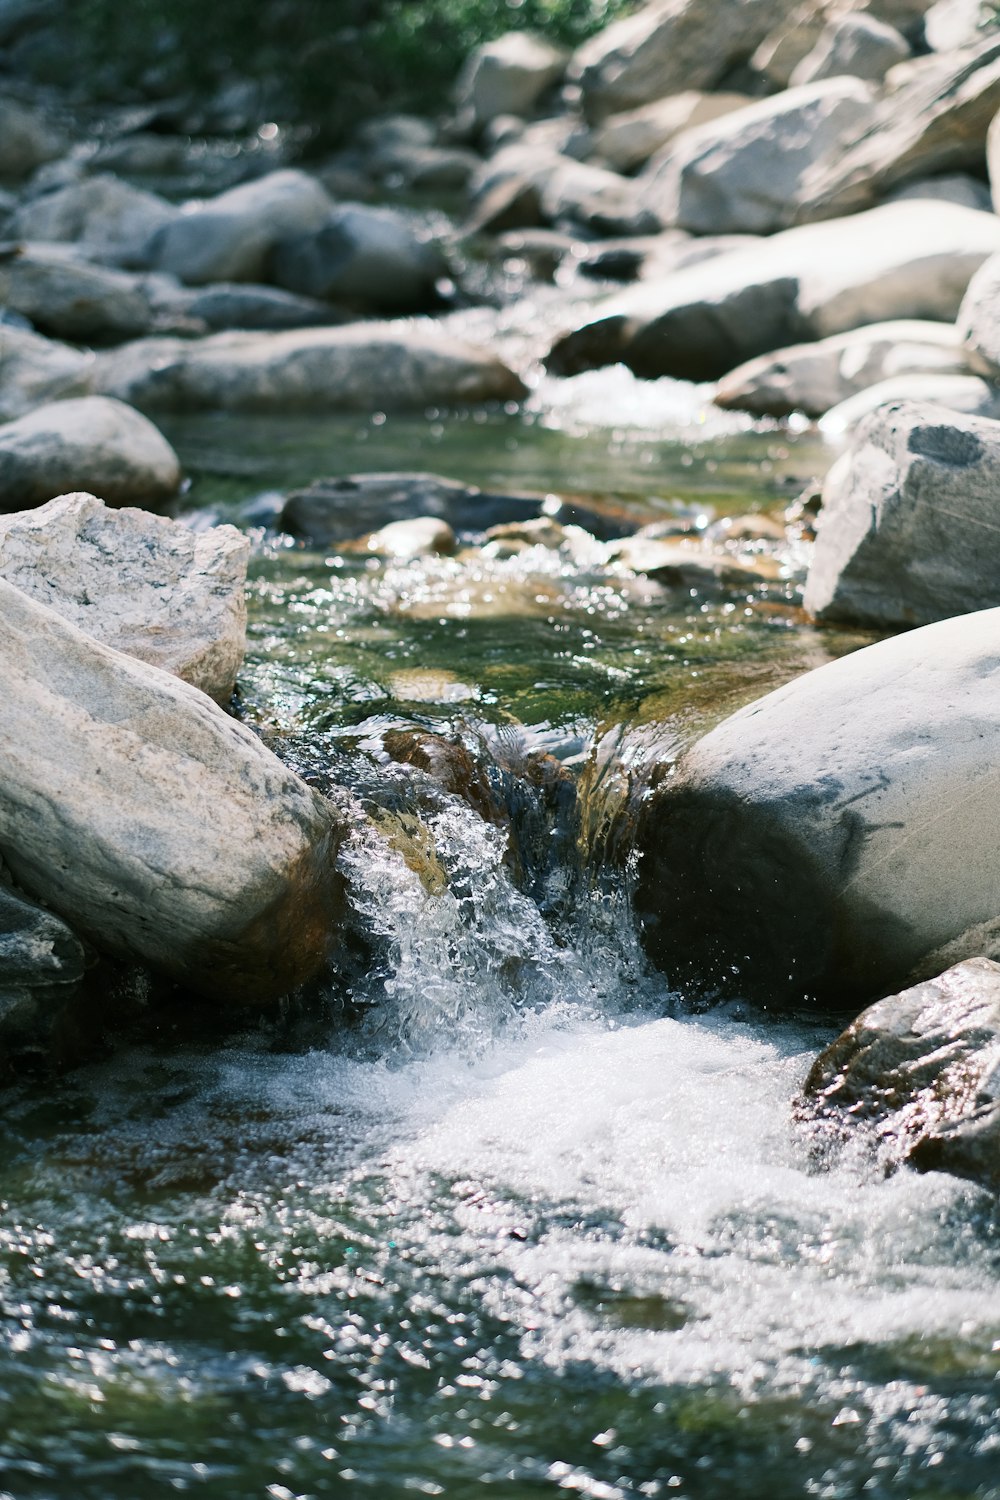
<box><xmin>634</xmin><ymin>608</ymin><xmax>1000</xmax><ymax>1008</ymax></box>
<box><xmin>0</xmin><ymin>396</ymin><xmax>181</xmax><ymax>510</ymax></box>
<box><xmin>804</xmin><ymin>399</ymin><xmax>1000</xmax><ymax>623</ymax></box>
<box><xmin>798</xmin><ymin>957</ymin><xmax>1000</xmax><ymax>1193</ymax></box>
<box><xmin>0</xmin><ymin>492</ymin><xmax>248</xmax><ymax>702</ymax></box>
<box><xmin>0</xmin><ymin>578</ymin><xmax>343</xmax><ymax>1002</ymax></box>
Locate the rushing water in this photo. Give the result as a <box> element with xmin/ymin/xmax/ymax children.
<box><xmin>2</xmin><ymin>373</ymin><xmax>999</xmax><ymax>1498</ymax></box>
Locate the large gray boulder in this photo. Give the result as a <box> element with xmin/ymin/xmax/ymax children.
<box><xmin>0</xmin><ymin>325</ymin><xmax>95</xmax><ymax>422</ymax></box>
<box><xmin>269</xmin><ymin>205</ymin><xmax>449</xmax><ymax>312</ymax></box>
<box><xmin>0</xmin><ymin>492</ymin><xmax>247</xmax><ymax>703</ymax></box>
<box><xmin>789</xmin><ymin>12</ymin><xmax>910</xmax><ymax>86</ymax></box>
<box><xmin>570</xmin><ymin>0</ymin><xmax>774</xmax><ymax>120</ymax></box>
<box><xmin>547</xmin><ymin>200</ymin><xmax>1000</xmax><ymax>380</ymax></box>
<box><xmin>634</xmin><ymin>606</ymin><xmax>1000</xmax><ymax>1009</ymax></box>
<box><xmin>798</xmin><ymin>957</ymin><xmax>1000</xmax><ymax>1193</ymax></box>
<box><xmin>0</xmin><ymin>396</ymin><xmax>181</xmax><ymax>510</ymax></box>
<box><xmin>456</xmin><ymin>31</ymin><xmax>567</xmax><ymax>125</ymax></box>
<box><xmin>804</xmin><ymin>399</ymin><xmax>1000</xmax><ymax>624</ymax></box>
<box><xmin>641</xmin><ymin>78</ymin><xmax>880</xmax><ymax>235</ymax></box>
<box><xmin>714</xmin><ymin>320</ymin><xmax>971</xmax><ymax>417</ymax></box>
<box><xmin>93</xmin><ymin>323</ymin><xmax>527</xmax><ymax>413</ymax></box>
<box><xmin>0</xmin><ymin>244</ymin><xmax>197</xmax><ymax>343</ymax></box>
<box><xmin>4</xmin><ymin>174</ymin><xmax>178</xmax><ymax>266</ymax></box>
<box><xmin>145</xmin><ymin>169</ymin><xmax>333</xmax><ymax>285</ymax></box>
<box><xmin>0</xmin><ymin>577</ymin><xmax>343</xmax><ymax>1002</ymax></box>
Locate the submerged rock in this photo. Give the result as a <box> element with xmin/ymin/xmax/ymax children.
<box><xmin>0</xmin><ymin>577</ymin><xmax>343</xmax><ymax>1002</ymax></box>
<box><xmin>798</xmin><ymin>957</ymin><xmax>1000</xmax><ymax>1194</ymax></box>
<box><xmin>0</xmin><ymin>492</ymin><xmax>248</xmax><ymax>703</ymax></box>
<box><xmin>634</xmin><ymin>608</ymin><xmax>1000</xmax><ymax>1009</ymax></box>
<box><xmin>804</xmin><ymin>400</ymin><xmax>1000</xmax><ymax>624</ymax></box>
<box><xmin>0</xmin><ymin>396</ymin><xmax>181</xmax><ymax>510</ymax></box>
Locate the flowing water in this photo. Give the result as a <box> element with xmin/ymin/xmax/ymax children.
<box><xmin>2</xmin><ymin>369</ymin><xmax>999</xmax><ymax>1498</ymax></box>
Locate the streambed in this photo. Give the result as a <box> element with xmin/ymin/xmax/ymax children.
<box><xmin>2</xmin><ymin>383</ymin><xmax>998</xmax><ymax>1499</ymax></box>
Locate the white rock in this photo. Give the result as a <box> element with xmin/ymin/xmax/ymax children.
<box><xmin>456</xmin><ymin>31</ymin><xmax>567</xmax><ymax>125</ymax></box>
<box><xmin>366</xmin><ymin>515</ymin><xmax>457</xmax><ymax>559</ymax></box>
<box><xmin>0</xmin><ymin>396</ymin><xmax>181</xmax><ymax>510</ymax></box>
<box><xmin>641</xmin><ymin>77</ymin><xmax>880</xmax><ymax>234</ymax></box>
<box><xmin>818</xmin><ymin>371</ymin><xmax>1000</xmax><ymax>432</ymax></box>
<box><xmin>586</xmin><ymin>91</ymin><xmax>752</xmax><ymax>174</ymax></box>
<box><xmin>957</xmin><ymin>248</ymin><xmax>1000</xmax><ymax>369</ymax></box>
<box><xmin>0</xmin><ymin>324</ymin><xmax>95</xmax><ymax>422</ymax></box>
<box><xmin>805</xmin><ymin>398</ymin><xmax>1000</xmax><ymax>622</ymax></box>
<box><xmin>0</xmin><ymin>492</ymin><xmax>248</xmax><ymax>702</ymax></box>
<box><xmin>0</xmin><ymin>577</ymin><xmax>342</xmax><ymax>1002</ymax></box>
<box><xmin>634</xmin><ymin>604</ymin><xmax>1000</xmax><ymax>1006</ymax></box>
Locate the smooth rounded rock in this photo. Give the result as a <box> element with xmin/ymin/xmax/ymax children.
<box><xmin>0</xmin><ymin>396</ymin><xmax>181</xmax><ymax>510</ymax></box>
<box><xmin>634</xmin><ymin>607</ymin><xmax>1000</xmax><ymax>1008</ymax></box>
<box><xmin>270</xmin><ymin>205</ymin><xmax>448</xmax><ymax>312</ymax></box>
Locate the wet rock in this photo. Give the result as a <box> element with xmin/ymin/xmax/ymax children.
<box><xmin>270</xmin><ymin>205</ymin><xmax>449</xmax><ymax>313</ymax></box>
<box><xmin>0</xmin><ymin>491</ymin><xmax>247</xmax><ymax>702</ymax></box>
<box><xmin>715</xmin><ymin>320</ymin><xmax>973</xmax><ymax>418</ymax></box>
<box><xmin>798</xmin><ymin>957</ymin><xmax>1000</xmax><ymax>1193</ymax></box>
<box><xmin>5</xmin><ymin>173</ymin><xmax>177</xmax><ymax>265</ymax></box>
<box><xmin>0</xmin><ymin>243</ymin><xmax>194</xmax><ymax>343</ymax></box>
<box><xmin>804</xmin><ymin>400</ymin><xmax>1000</xmax><ymax>625</ymax></box>
<box><xmin>0</xmin><ymin>396</ymin><xmax>181</xmax><ymax>510</ymax></box>
<box><xmin>456</xmin><ymin>31</ymin><xmax>567</xmax><ymax>126</ymax></box>
<box><xmin>634</xmin><ymin>606</ymin><xmax>1000</xmax><ymax>1008</ymax></box>
<box><xmin>587</xmin><ymin>91</ymin><xmax>753</xmax><ymax>174</ymax></box>
<box><xmin>381</xmin><ymin>729</ymin><xmax>501</xmax><ymax>828</ymax></box>
<box><xmin>482</xmin><ymin>516</ymin><xmax>602</xmax><ymax>564</ymax></box>
<box><xmin>547</xmin><ymin>201</ymin><xmax>1000</xmax><ymax>381</ymax></box>
<box><xmin>0</xmin><ymin>577</ymin><xmax>343</xmax><ymax>1003</ymax></box>
<box><xmin>93</xmin><ymin>323</ymin><xmax>527</xmax><ymax>414</ymax></box>
<box><xmin>789</xmin><ymin>13</ymin><xmax>910</xmax><ymax>86</ymax></box>
<box><xmin>818</xmin><ymin>371</ymin><xmax>1000</xmax><ymax>433</ymax></box>
<box><xmin>570</xmin><ymin>0</ymin><xmax>774</xmax><ymax>121</ymax></box>
<box><xmin>0</xmin><ymin>324</ymin><xmax>95</xmax><ymax>421</ymax></box>
<box><xmin>641</xmin><ymin>79</ymin><xmax>880</xmax><ymax>236</ymax></box>
<box><xmin>798</xmin><ymin>38</ymin><xmax>1000</xmax><ymax>220</ymax></box>
<box><xmin>281</xmin><ymin>472</ymin><xmax>542</xmax><ymax>544</ymax></box>
<box><xmin>365</xmin><ymin>515</ymin><xmax>457</xmax><ymax>559</ymax></box>
<box><xmin>145</xmin><ymin>169</ymin><xmax>333</xmax><ymax>285</ymax></box>
<box><xmin>0</xmin><ymin>880</ymin><xmax>87</xmax><ymax>1052</ymax></box>
<box><xmin>607</xmin><ymin>535</ymin><xmax>779</xmax><ymax>590</ymax></box>
<box><xmin>0</xmin><ymin>97</ymin><xmax>66</xmax><ymax>181</ymax></box>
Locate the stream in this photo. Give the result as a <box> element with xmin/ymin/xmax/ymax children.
<box><xmin>2</xmin><ymin>370</ymin><xmax>999</xmax><ymax>1499</ymax></box>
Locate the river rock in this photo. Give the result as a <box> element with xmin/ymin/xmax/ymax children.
<box><xmin>145</xmin><ymin>169</ymin><xmax>333</xmax><ymax>285</ymax></box>
<box><xmin>0</xmin><ymin>577</ymin><xmax>343</xmax><ymax>1002</ymax></box>
<box><xmin>548</xmin><ymin>200</ymin><xmax>1000</xmax><ymax>380</ymax></box>
<box><xmin>715</xmin><ymin>320</ymin><xmax>971</xmax><ymax>417</ymax></box>
<box><xmin>925</xmin><ymin>0</ymin><xmax>986</xmax><ymax>53</ymax></box>
<box><xmin>641</xmin><ymin>78</ymin><xmax>880</xmax><ymax>236</ymax></box>
<box><xmin>0</xmin><ymin>324</ymin><xmax>96</xmax><ymax>421</ymax></box>
<box><xmin>798</xmin><ymin>957</ymin><xmax>1000</xmax><ymax>1192</ymax></box>
<box><xmin>750</xmin><ymin>3</ymin><xmax>829</xmax><ymax>89</ymax></box>
<box><xmin>0</xmin><ymin>491</ymin><xmax>247</xmax><ymax>702</ymax></box>
<box><xmin>570</xmin><ymin>0</ymin><xmax>774</xmax><ymax>121</ymax></box>
<box><xmin>365</xmin><ymin>515</ymin><xmax>457</xmax><ymax>559</ymax></box>
<box><xmin>789</xmin><ymin>12</ymin><xmax>910</xmax><ymax>85</ymax></box>
<box><xmin>887</xmin><ymin>171</ymin><xmax>993</xmax><ymax>209</ymax></box>
<box><xmin>0</xmin><ymin>396</ymin><xmax>181</xmax><ymax>510</ymax></box>
<box><xmin>281</xmin><ymin>472</ymin><xmax>542</xmax><ymax>544</ymax></box>
<box><xmin>538</xmin><ymin>157</ymin><xmax>655</xmax><ymax>235</ymax></box>
<box><xmin>634</xmin><ymin>606</ymin><xmax>1000</xmax><ymax>1008</ymax></box>
<box><xmin>456</xmin><ymin>31</ymin><xmax>567</xmax><ymax>126</ymax></box>
<box><xmin>4</xmin><ymin>173</ymin><xmax>177</xmax><ymax>265</ymax></box>
<box><xmin>93</xmin><ymin>323</ymin><xmax>527</xmax><ymax>413</ymax></box>
<box><xmin>269</xmin><ymin>205</ymin><xmax>449</xmax><ymax>312</ymax></box>
<box><xmin>804</xmin><ymin>399</ymin><xmax>1000</xmax><ymax>624</ymax></box>
<box><xmin>0</xmin><ymin>880</ymin><xmax>87</xmax><ymax>1050</ymax></box>
<box><xmin>957</xmin><ymin>249</ymin><xmax>1000</xmax><ymax>370</ymax></box>
<box><xmin>798</xmin><ymin>38</ymin><xmax>1000</xmax><ymax>220</ymax></box>
<box><xmin>587</xmin><ymin>91</ymin><xmax>752</xmax><ymax>174</ymax></box>
<box><xmin>818</xmin><ymin>371</ymin><xmax>1000</xmax><ymax>432</ymax></box>
<box><xmin>178</xmin><ymin>281</ymin><xmax>343</xmax><ymax>332</ymax></box>
<box><xmin>0</xmin><ymin>243</ymin><xmax>195</xmax><ymax>343</ymax></box>
<box><xmin>0</xmin><ymin>97</ymin><xmax>67</xmax><ymax>181</ymax></box>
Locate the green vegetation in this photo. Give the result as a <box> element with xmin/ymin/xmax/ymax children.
<box><xmin>71</xmin><ymin>0</ymin><xmax>634</xmax><ymax>141</ymax></box>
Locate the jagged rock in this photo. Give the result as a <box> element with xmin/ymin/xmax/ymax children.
<box><xmin>715</xmin><ymin>320</ymin><xmax>973</xmax><ymax>417</ymax></box>
<box><xmin>804</xmin><ymin>399</ymin><xmax>1000</xmax><ymax>623</ymax></box>
<box><xmin>0</xmin><ymin>97</ymin><xmax>67</xmax><ymax>181</ymax></box>
<box><xmin>790</xmin><ymin>12</ymin><xmax>910</xmax><ymax>85</ymax></box>
<box><xmin>547</xmin><ymin>201</ymin><xmax>1000</xmax><ymax>381</ymax></box>
<box><xmin>0</xmin><ymin>577</ymin><xmax>343</xmax><ymax>1002</ymax></box>
<box><xmin>587</xmin><ymin>91</ymin><xmax>752</xmax><ymax>174</ymax></box>
<box><xmin>641</xmin><ymin>78</ymin><xmax>880</xmax><ymax>235</ymax></box>
<box><xmin>634</xmin><ymin>606</ymin><xmax>1000</xmax><ymax>1007</ymax></box>
<box><xmin>93</xmin><ymin>323</ymin><xmax>527</xmax><ymax>413</ymax></box>
<box><xmin>4</xmin><ymin>174</ymin><xmax>177</xmax><ymax>265</ymax></box>
<box><xmin>0</xmin><ymin>491</ymin><xmax>247</xmax><ymax>702</ymax></box>
<box><xmin>0</xmin><ymin>396</ymin><xmax>181</xmax><ymax>510</ymax></box>
<box><xmin>750</xmin><ymin>3</ymin><xmax>828</xmax><ymax>88</ymax></box>
<box><xmin>570</xmin><ymin>0</ymin><xmax>774</xmax><ymax>121</ymax></box>
<box><xmin>798</xmin><ymin>957</ymin><xmax>1000</xmax><ymax>1193</ymax></box>
<box><xmin>456</xmin><ymin>31</ymin><xmax>567</xmax><ymax>126</ymax></box>
<box><xmin>818</xmin><ymin>371</ymin><xmax>1000</xmax><ymax>431</ymax></box>
<box><xmin>0</xmin><ymin>324</ymin><xmax>95</xmax><ymax>422</ymax></box>
<box><xmin>269</xmin><ymin>205</ymin><xmax>449</xmax><ymax>312</ymax></box>
<box><xmin>145</xmin><ymin>169</ymin><xmax>333</xmax><ymax>285</ymax></box>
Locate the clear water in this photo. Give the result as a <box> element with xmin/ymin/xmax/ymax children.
<box><xmin>2</xmin><ymin>373</ymin><xmax>998</xmax><ymax>1499</ymax></box>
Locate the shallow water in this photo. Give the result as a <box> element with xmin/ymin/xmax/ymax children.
<box><xmin>3</xmin><ymin>376</ymin><xmax>998</xmax><ymax>1499</ymax></box>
